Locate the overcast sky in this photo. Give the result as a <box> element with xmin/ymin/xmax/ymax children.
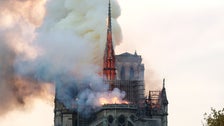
<box><xmin>117</xmin><ymin>0</ymin><xmax>224</xmax><ymax>125</ymax></box>
<box><xmin>0</xmin><ymin>0</ymin><xmax>224</xmax><ymax>126</ymax></box>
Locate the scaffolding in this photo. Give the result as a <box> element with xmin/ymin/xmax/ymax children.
<box><xmin>148</xmin><ymin>91</ymin><xmax>161</xmax><ymax>109</ymax></box>
<box><xmin>105</xmin><ymin>80</ymin><xmax>145</xmax><ymax>103</ymax></box>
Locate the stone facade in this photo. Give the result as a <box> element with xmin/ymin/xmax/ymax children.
<box><xmin>115</xmin><ymin>52</ymin><xmax>145</xmax><ymax>103</ymax></box>
<box><xmin>89</xmin><ymin>103</ymin><xmax>167</xmax><ymax>126</ymax></box>
<box><xmin>54</xmin><ymin>52</ymin><xmax>168</xmax><ymax>126</ymax></box>
<box><xmin>116</xmin><ymin>52</ymin><xmax>144</xmax><ymax>81</ymax></box>
<box><xmin>54</xmin><ymin>1</ymin><xmax>168</xmax><ymax>125</ymax></box>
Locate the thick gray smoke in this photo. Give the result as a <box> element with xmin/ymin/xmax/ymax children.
<box><xmin>0</xmin><ymin>0</ymin><xmax>48</xmax><ymax>115</ymax></box>
<box><xmin>0</xmin><ymin>0</ymin><xmax>123</xmax><ymax>116</ymax></box>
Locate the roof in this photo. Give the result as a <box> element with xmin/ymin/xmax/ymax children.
<box><xmin>116</xmin><ymin>52</ymin><xmax>139</xmax><ymax>57</ymax></box>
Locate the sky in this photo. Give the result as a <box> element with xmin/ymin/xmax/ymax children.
<box><xmin>117</xmin><ymin>0</ymin><xmax>224</xmax><ymax>125</ymax></box>
<box><xmin>0</xmin><ymin>0</ymin><xmax>224</xmax><ymax>126</ymax></box>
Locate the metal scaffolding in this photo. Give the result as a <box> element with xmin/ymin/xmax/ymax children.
<box><xmin>105</xmin><ymin>80</ymin><xmax>145</xmax><ymax>103</ymax></box>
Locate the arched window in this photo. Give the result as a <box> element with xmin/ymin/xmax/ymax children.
<box><xmin>118</xmin><ymin>115</ymin><xmax>126</xmax><ymax>126</ymax></box>
<box><xmin>120</xmin><ymin>66</ymin><xmax>125</xmax><ymax>80</ymax></box>
<box><xmin>107</xmin><ymin>115</ymin><xmax>114</xmax><ymax>125</ymax></box>
<box><xmin>129</xmin><ymin>67</ymin><xmax>134</xmax><ymax>80</ymax></box>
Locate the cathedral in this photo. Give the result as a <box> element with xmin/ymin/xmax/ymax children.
<box><xmin>54</xmin><ymin>1</ymin><xmax>168</xmax><ymax>126</ymax></box>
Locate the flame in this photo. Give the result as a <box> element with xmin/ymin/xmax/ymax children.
<box><xmin>99</xmin><ymin>96</ymin><xmax>128</xmax><ymax>105</ymax></box>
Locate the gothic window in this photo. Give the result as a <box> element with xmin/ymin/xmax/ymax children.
<box><xmin>120</xmin><ymin>66</ymin><xmax>125</xmax><ymax>80</ymax></box>
<box><xmin>129</xmin><ymin>67</ymin><xmax>134</xmax><ymax>80</ymax></box>
<box><xmin>107</xmin><ymin>115</ymin><xmax>114</xmax><ymax>125</ymax></box>
<box><xmin>118</xmin><ymin>115</ymin><xmax>126</xmax><ymax>126</ymax></box>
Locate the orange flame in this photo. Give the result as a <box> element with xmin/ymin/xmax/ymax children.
<box><xmin>99</xmin><ymin>96</ymin><xmax>128</xmax><ymax>105</ymax></box>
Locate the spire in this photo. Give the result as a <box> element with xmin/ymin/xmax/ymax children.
<box><xmin>161</xmin><ymin>78</ymin><xmax>168</xmax><ymax>105</ymax></box>
<box><xmin>108</xmin><ymin>0</ymin><xmax>112</xmax><ymax>31</ymax></box>
<box><xmin>103</xmin><ymin>0</ymin><xmax>116</xmax><ymax>90</ymax></box>
<box><xmin>163</xmin><ymin>78</ymin><xmax>165</xmax><ymax>89</ymax></box>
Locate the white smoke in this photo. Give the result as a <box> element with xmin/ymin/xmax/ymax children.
<box><xmin>0</xmin><ymin>0</ymin><xmax>123</xmax><ymax>116</ymax></box>
<box><xmin>39</xmin><ymin>0</ymin><xmax>122</xmax><ymax>65</ymax></box>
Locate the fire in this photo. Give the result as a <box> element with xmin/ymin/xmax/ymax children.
<box><xmin>99</xmin><ymin>96</ymin><xmax>128</xmax><ymax>105</ymax></box>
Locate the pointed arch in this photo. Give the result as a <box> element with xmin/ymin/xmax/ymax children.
<box><xmin>129</xmin><ymin>66</ymin><xmax>134</xmax><ymax>80</ymax></box>
<box><xmin>120</xmin><ymin>66</ymin><xmax>125</xmax><ymax>80</ymax></box>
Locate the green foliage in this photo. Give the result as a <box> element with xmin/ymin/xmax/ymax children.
<box><xmin>204</xmin><ymin>108</ymin><xmax>224</xmax><ymax>126</ymax></box>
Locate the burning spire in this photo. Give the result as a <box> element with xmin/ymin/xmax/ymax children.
<box><xmin>103</xmin><ymin>0</ymin><xmax>116</xmax><ymax>89</ymax></box>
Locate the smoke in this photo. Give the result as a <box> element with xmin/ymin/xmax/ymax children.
<box><xmin>0</xmin><ymin>0</ymin><xmax>48</xmax><ymax>115</ymax></box>
<box><xmin>0</xmin><ymin>0</ymin><xmax>123</xmax><ymax>116</ymax></box>
<box><xmin>39</xmin><ymin>0</ymin><xmax>122</xmax><ymax>65</ymax></box>
<box><xmin>145</xmin><ymin>69</ymin><xmax>162</xmax><ymax>92</ymax></box>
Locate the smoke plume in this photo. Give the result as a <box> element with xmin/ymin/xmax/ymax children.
<box><xmin>0</xmin><ymin>0</ymin><xmax>122</xmax><ymax>116</ymax></box>
<box><xmin>0</xmin><ymin>0</ymin><xmax>48</xmax><ymax>115</ymax></box>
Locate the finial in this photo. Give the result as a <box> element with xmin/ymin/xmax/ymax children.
<box><xmin>134</xmin><ymin>50</ymin><xmax>137</xmax><ymax>55</ymax></box>
<box><xmin>163</xmin><ymin>78</ymin><xmax>165</xmax><ymax>88</ymax></box>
